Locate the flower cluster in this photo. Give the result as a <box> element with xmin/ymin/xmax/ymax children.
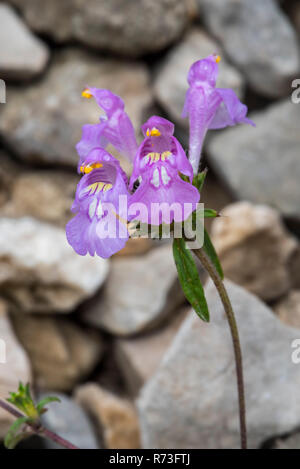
<box><xmin>66</xmin><ymin>55</ymin><xmax>254</xmax><ymax>258</ymax></box>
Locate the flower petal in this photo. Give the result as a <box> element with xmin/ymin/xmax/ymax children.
<box><xmin>76</xmin><ymin>123</ymin><xmax>108</xmax><ymax>172</ymax></box>
<box><xmin>85</xmin><ymin>87</ymin><xmax>138</xmax><ymax>162</ymax></box>
<box><xmin>129</xmin><ymin>171</ymin><xmax>200</xmax><ymax>225</ymax></box>
<box><xmin>209</xmin><ymin>88</ymin><xmax>255</xmax><ymax>129</ymax></box>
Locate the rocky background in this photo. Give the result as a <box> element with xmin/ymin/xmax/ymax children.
<box><xmin>0</xmin><ymin>0</ymin><xmax>300</xmax><ymax>449</ymax></box>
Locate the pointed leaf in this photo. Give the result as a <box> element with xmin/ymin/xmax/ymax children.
<box><xmin>204</xmin><ymin>208</ymin><xmax>218</xmax><ymax>218</ymax></box>
<box><xmin>36</xmin><ymin>396</ymin><xmax>61</xmax><ymax>415</ymax></box>
<box><xmin>173</xmin><ymin>237</ymin><xmax>209</xmax><ymax>322</ymax></box>
<box><xmin>4</xmin><ymin>416</ymin><xmax>30</xmax><ymax>449</ymax></box>
<box><xmin>193</xmin><ymin>168</ymin><xmax>208</xmax><ymax>192</ymax></box>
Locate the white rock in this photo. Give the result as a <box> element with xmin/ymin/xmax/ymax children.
<box><xmin>0</xmin><ymin>217</ymin><xmax>109</xmax><ymax>313</ymax></box>
<box><xmin>211</xmin><ymin>202</ymin><xmax>297</xmax><ymax>301</ymax></box>
<box><xmin>139</xmin><ymin>280</ymin><xmax>300</xmax><ymax>448</ymax></box>
<box><xmin>0</xmin><ymin>300</ymin><xmax>32</xmax><ymax>439</ymax></box>
<box><xmin>83</xmin><ymin>244</ymin><xmax>185</xmax><ymax>336</ymax></box>
<box><xmin>0</xmin><ymin>4</ymin><xmax>49</xmax><ymax>81</ymax></box>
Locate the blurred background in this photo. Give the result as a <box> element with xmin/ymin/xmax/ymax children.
<box><xmin>0</xmin><ymin>0</ymin><xmax>300</xmax><ymax>449</ymax></box>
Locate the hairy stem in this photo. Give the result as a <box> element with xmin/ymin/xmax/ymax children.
<box><xmin>0</xmin><ymin>399</ymin><xmax>78</xmax><ymax>449</ymax></box>
<box><xmin>193</xmin><ymin>247</ymin><xmax>247</xmax><ymax>449</ymax></box>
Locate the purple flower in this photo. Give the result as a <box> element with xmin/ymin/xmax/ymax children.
<box><xmin>128</xmin><ymin>116</ymin><xmax>200</xmax><ymax>225</ymax></box>
<box><xmin>66</xmin><ymin>148</ymin><xmax>129</xmax><ymax>258</ymax></box>
<box><xmin>67</xmin><ymin>55</ymin><xmax>255</xmax><ymax>257</ymax></box>
<box><xmin>77</xmin><ymin>87</ymin><xmax>138</xmax><ymax>169</ymax></box>
<box><xmin>182</xmin><ymin>55</ymin><xmax>255</xmax><ymax>174</ymax></box>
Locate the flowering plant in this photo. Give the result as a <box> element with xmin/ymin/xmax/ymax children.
<box><xmin>0</xmin><ymin>55</ymin><xmax>254</xmax><ymax>450</ymax></box>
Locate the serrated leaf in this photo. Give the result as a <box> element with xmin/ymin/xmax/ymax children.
<box><xmin>36</xmin><ymin>396</ymin><xmax>61</xmax><ymax>415</ymax></box>
<box><xmin>203</xmin><ymin>228</ymin><xmax>224</xmax><ymax>279</ymax></box>
<box><xmin>4</xmin><ymin>416</ymin><xmax>30</xmax><ymax>449</ymax></box>
<box><xmin>173</xmin><ymin>237</ymin><xmax>210</xmax><ymax>322</ymax></box>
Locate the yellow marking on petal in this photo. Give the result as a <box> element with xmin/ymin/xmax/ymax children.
<box><xmin>80</xmin><ymin>162</ymin><xmax>103</xmax><ymax>174</ymax></box>
<box><xmin>161</xmin><ymin>151</ymin><xmax>171</xmax><ymax>161</ymax></box>
<box><xmin>82</xmin><ymin>88</ymin><xmax>92</xmax><ymax>98</ymax></box>
<box><xmin>215</xmin><ymin>55</ymin><xmax>221</xmax><ymax>63</ymax></box>
<box><xmin>103</xmin><ymin>183</ymin><xmax>112</xmax><ymax>192</ymax></box>
<box><xmin>146</xmin><ymin>128</ymin><xmax>150</xmax><ymax>137</ymax></box>
<box><xmin>154</xmin><ymin>153</ymin><xmax>160</xmax><ymax>162</ymax></box>
<box><xmin>150</xmin><ymin>128</ymin><xmax>161</xmax><ymax>137</ymax></box>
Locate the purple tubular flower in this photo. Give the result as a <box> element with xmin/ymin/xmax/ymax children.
<box><xmin>182</xmin><ymin>55</ymin><xmax>255</xmax><ymax>174</ymax></box>
<box><xmin>66</xmin><ymin>148</ymin><xmax>129</xmax><ymax>258</ymax></box>
<box><xmin>79</xmin><ymin>87</ymin><xmax>138</xmax><ymax>163</ymax></box>
<box><xmin>129</xmin><ymin>116</ymin><xmax>200</xmax><ymax>225</ymax></box>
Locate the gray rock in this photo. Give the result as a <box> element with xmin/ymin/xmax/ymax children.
<box><xmin>211</xmin><ymin>202</ymin><xmax>297</xmax><ymax>302</ymax></box>
<box><xmin>272</xmin><ymin>431</ymin><xmax>300</xmax><ymax>449</ymax></box>
<box><xmin>7</xmin><ymin>0</ymin><xmax>189</xmax><ymax>57</ymax></box>
<box><xmin>0</xmin><ymin>4</ymin><xmax>49</xmax><ymax>81</ymax></box>
<box><xmin>0</xmin><ymin>300</ymin><xmax>32</xmax><ymax>439</ymax></box>
<box><xmin>75</xmin><ymin>383</ymin><xmax>141</xmax><ymax>449</ymax></box>
<box><xmin>11</xmin><ymin>315</ymin><xmax>104</xmax><ymax>392</ymax></box>
<box><xmin>274</xmin><ymin>290</ymin><xmax>300</xmax><ymax>328</ymax></box>
<box><xmin>0</xmin><ymin>49</ymin><xmax>152</xmax><ymax>166</ymax></box>
<box><xmin>197</xmin><ymin>0</ymin><xmax>300</xmax><ymax>97</ymax></box>
<box><xmin>0</xmin><ymin>153</ymin><xmax>79</xmax><ymax>227</ymax></box>
<box><xmin>115</xmin><ymin>308</ymin><xmax>189</xmax><ymax>396</ymax></box>
<box><xmin>83</xmin><ymin>244</ymin><xmax>185</xmax><ymax>336</ymax></box>
<box><xmin>0</xmin><ymin>217</ymin><xmax>109</xmax><ymax>313</ymax></box>
<box><xmin>40</xmin><ymin>393</ymin><xmax>99</xmax><ymax>449</ymax></box>
<box><xmin>207</xmin><ymin>99</ymin><xmax>300</xmax><ymax>220</ymax></box>
<box><xmin>154</xmin><ymin>28</ymin><xmax>245</xmax><ymax>127</ymax></box>
<box><xmin>138</xmin><ymin>280</ymin><xmax>300</xmax><ymax>449</ymax></box>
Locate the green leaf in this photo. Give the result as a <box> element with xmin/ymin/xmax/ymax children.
<box><xmin>7</xmin><ymin>382</ymin><xmax>38</xmax><ymax>419</ymax></box>
<box><xmin>36</xmin><ymin>396</ymin><xmax>61</xmax><ymax>415</ymax></box>
<box><xmin>4</xmin><ymin>416</ymin><xmax>30</xmax><ymax>449</ymax></box>
<box><xmin>204</xmin><ymin>208</ymin><xmax>218</xmax><ymax>218</ymax></box>
<box><xmin>203</xmin><ymin>228</ymin><xmax>224</xmax><ymax>279</ymax></box>
<box><xmin>173</xmin><ymin>237</ymin><xmax>210</xmax><ymax>322</ymax></box>
<box><xmin>193</xmin><ymin>168</ymin><xmax>208</xmax><ymax>192</ymax></box>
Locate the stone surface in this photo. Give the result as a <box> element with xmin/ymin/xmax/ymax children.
<box><xmin>0</xmin><ymin>4</ymin><xmax>49</xmax><ymax>81</ymax></box>
<box><xmin>274</xmin><ymin>290</ymin><xmax>300</xmax><ymax>328</ymax></box>
<box><xmin>200</xmin><ymin>172</ymin><xmax>233</xmax><ymax>233</ymax></box>
<box><xmin>7</xmin><ymin>0</ymin><xmax>189</xmax><ymax>57</ymax></box>
<box><xmin>11</xmin><ymin>314</ymin><xmax>104</xmax><ymax>392</ymax></box>
<box><xmin>0</xmin><ymin>49</ymin><xmax>152</xmax><ymax>166</ymax></box>
<box><xmin>272</xmin><ymin>432</ymin><xmax>300</xmax><ymax>449</ymax></box>
<box><xmin>154</xmin><ymin>28</ymin><xmax>245</xmax><ymax>127</ymax></box>
<box><xmin>208</xmin><ymin>100</ymin><xmax>300</xmax><ymax>220</ymax></box>
<box><xmin>0</xmin><ymin>155</ymin><xmax>79</xmax><ymax>227</ymax></box>
<box><xmin>115</xmin><ymin>308</ymin><xmax>189</xmax><ymax>396</ymax></box>
<box><xmin>114</xmin><ymin>237</ymin><xmax>154</xmax><ymax>258</ymax></box>
<box><xmin>82</xmin><ymin>245</ymin><xmax>185</xmax><ymax>336</ymax></box>
<box><xmin>75</xmin><ymin>383</ymin><xmax>141</xmax><ymax>449</ymax></box>
<box><xmin>0</xmin><ymin>217</ymin><xmax>109</xmax><ymax>313</ymax></box>
<box><xmin>40</xmin><ymin>393</ymin><xmax>99</xmax><ymax>449</ymax></box>
<box><xmin>211</xmin><ymin>202</ymin><xmax>297</xmax><ymax>302</ymax></box>
<box><xmin>0</xmin><ymin>301</ymin><xmax>32</xmax><ymax>439</ymax></box>
<box><xmin>197</xmin><ymin>0</ymin><xmax>300</xmax><ymax>97</ymax></box>
<box><xmin>139</xmin><ymin>280</ymin><xmax>300</xmax><ymax>449</ymax></box>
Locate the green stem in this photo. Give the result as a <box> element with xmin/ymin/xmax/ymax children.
<box><xmin>193</xmin><ymin>247</ymin><xmax>247</xmax><ymax>449</ymax></box>
<box><xmin>0</xmin><ymin>399</ymin><xmax>78</xmax><ymax>449</ymax></box>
